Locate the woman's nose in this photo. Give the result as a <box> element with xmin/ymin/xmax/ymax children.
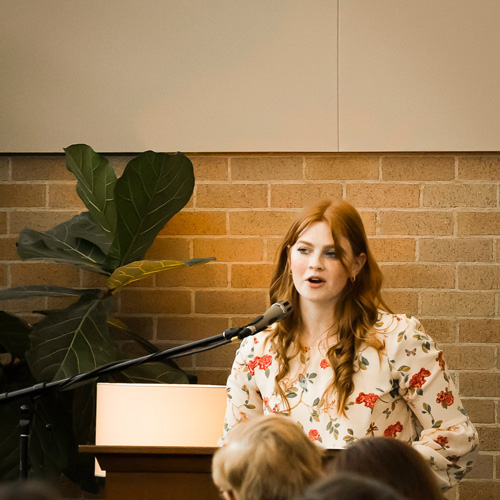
<box><xmin>308</xmin><ymin>253</ymin><xmax>324</xmax><ymax>270</ymax></box>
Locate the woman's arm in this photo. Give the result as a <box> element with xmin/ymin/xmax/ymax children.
<box><xmin>218</xmin><ymin>336</ymin><xmax>265</xmax><ymax>444</ymax></box>
<box><xmin>391</xmin><ymin>316</ymin><xmax>479</xmax><ymax>490</ymax></box>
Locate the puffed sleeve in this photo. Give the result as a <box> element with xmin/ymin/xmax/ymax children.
<box><xmin>218</xmin><ymin>336</ymin><xmax>264</xmax><ymax>445</ymax></box>
<box><xmin>390</xmin><ymin>316</ymin><xmax>479</xmax><ymax>490</ymax></box>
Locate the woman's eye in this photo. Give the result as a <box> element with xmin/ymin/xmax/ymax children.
<box><xmin>297</xmin><ymin>247</ymin><xmax>308</xmax><ymax>254</ymax></box>
<box><xmin>326</xmin><ymin>251</ymin><xmax>337</xmax><ymax>258</ymax></box>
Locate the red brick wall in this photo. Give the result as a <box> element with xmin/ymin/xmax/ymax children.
<box><xmin>0</xmin><ymin>153</ymin><xmax>499</xmax><ymax>499</ymax></box>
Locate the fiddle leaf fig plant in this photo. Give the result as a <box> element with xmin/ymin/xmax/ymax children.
<box><xmin>0</xmin><ymin>144</ymin><xmax>214</xmax><ymax>490</ymax></box>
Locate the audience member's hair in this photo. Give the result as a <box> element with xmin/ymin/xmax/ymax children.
<box><xmin>0</xmin><ymin>481</ymin><xmax>60</xmax><ymax>500</ymax></box>
<box><xmin>329</xmin><ymin>437</ymin><xmax>444</xmax><ymax>500</ymax></box>
<box><xmin>295</xmin><ymin>472</ymin><xmax>407</xmax><ymax>500</ymax></box>
<box><xmin>212</xmin><ymin>415</ymin><xmax>323</xmax><ymax>500</ymax></box>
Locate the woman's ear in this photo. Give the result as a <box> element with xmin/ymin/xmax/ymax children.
<box><xmin>352</xmin><ymin>252</ymin><xmax>367</xmax><ymax>277</ymax></box>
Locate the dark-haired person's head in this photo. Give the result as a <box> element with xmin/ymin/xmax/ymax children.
<box><xmin>296</xmin><ymin>472</ymin><xmax>407</xmax><ymax>500</ymax></box>
<box><xmin>328</xmin><ymin>437</ymin><xmax>444</xmax><ymax>500</ymax></box>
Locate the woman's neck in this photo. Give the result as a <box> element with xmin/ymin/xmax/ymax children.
<box><xmin>298</xmin><ymin>301</ymin><xmax>337</xmax><ymax>347</ymax></box>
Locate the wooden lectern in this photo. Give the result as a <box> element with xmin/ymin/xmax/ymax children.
<box><xmin>79</xmin><ymin>445</ymin><xmax>220</xmax><ymax>500</ymax></box>
<box><xmin>79</xmin><ymin>383</ymin><xmax>228</xmax><ymax>500</ymax></box>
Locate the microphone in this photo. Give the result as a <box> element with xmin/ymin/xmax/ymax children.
<box><xmin>235</xmin><ymin>301</ymin><xmax>292</xmax><ymax>340</ymax></box>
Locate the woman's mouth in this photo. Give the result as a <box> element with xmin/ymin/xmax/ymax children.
<box><xmin>306</xmin><ymin>277</ymin><xmax>325</xmax><ymax>285</ymax></box>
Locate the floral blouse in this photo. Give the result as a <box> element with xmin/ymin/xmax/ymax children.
<box><xmin>220</xmin><ymin>312</ymin><xmax>478</xmax><ymax>490</ymax></box>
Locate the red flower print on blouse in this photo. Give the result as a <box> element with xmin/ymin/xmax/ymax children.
<box><xmin>308</xmin><ymin>429</ymin><xmax>320</xmax><ymax>441</ymax></box>
<box><xmin>436</xmin><ymin>351</ymin><xmax>445</xmax><ymax>371</ymax></box>
<box><xmin>355</xmin><ymin>392</ymin><xmax>379</xmax><ymax>409</ymax></box>
<box><xmin>247</xmin><ymin>355</ymin><xmax>272</xmax><ymax>375</ymax></box>
<box><xmin>436</xmin><ymin>387</ymin><xmax>454</xmax><ymax>408</ymax></box>
<box><xmin>257</xmin><ymin>355</ymin><xmax>273</xmax><ymax>370</ymax></box>
<box><xmin>409</xmin><ymin>368</ymin><xmax>431</xmax><ymax>389</ymax></box>
<box><xmin>320</xmin><ymin>358</ymin><xmax>329</xmax><ymax>369</ymax></box>
<box><xmin>263</xmin><ymin>397</ymin><xmax>269</xmax><ymax>407</ymax></box>
<box><xmin>383</xmin><ymin>421</ymin><xmax>403</xmax><ymax>438</ymax></box>
<box><xmin>434</xmin><ymin>435</ymin><xmax>449</xmax><ymax>447</ymax></box>
<box><xmin>247</xmin><ymin>358</ymin><xmax>259</xmax><ymax>376</ymax></box>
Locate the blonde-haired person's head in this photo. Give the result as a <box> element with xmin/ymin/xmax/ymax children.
<box><xmin>212</xmin><ymin>415</ymin><xmax>324</xmax><ymax>500</ymax></box>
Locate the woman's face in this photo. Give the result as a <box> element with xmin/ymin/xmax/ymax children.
<box><xmin>289</xmin><ymin>221</ymin><xmax>365</xmax><ymax>308</ymax></box>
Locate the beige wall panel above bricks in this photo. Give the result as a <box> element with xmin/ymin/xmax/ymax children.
<box><xmin>305</xmin><ymin>156</ymin><xmax>379</xmax><ymax>180</ymax></box>
<box><xmin>190</xmin><ymin>156</ymin><xmax>228</xmax><ymax>182</ymax></box>
<box><xmin>381</xmin><ymin>290</ymin><xmax>418</xmax><ymax>316</ymax></box>
<box><xmin>160</xmin><ymin>211</ymin><xmax>226</xmax><ymax>236</ymax></box>
<box><xmin>346</xmin><ymin>184</ymin><xmax>420</xmax><ymax>209</ymax></box>
<box><xmin>459</xmin><ymin>319</ymin><xmax>500</xmax><ymax>344</ymax></box>
<box><xmin>193</xmin><ymin>237</ymin><xmax>264</xmax><ymax>262</ymax></box>
<box><xmin>231</xmin><ymin>263</ymin><xmax>274</xmax><ymax>289</ymax></box>
<box><xmin>423</xmin><ymin>184</ymin><xmax>497</xmax><ymax>209</ymax></box>
<box><xmin>369</xmin><ymin>237</ymin><xmax>416</xmax><ymax>262</ymax></box>
<box><xmin>9</xmin><ymin>210</ymin><xmax>79</xmax><ymax>233</ymax></box>
<box><xmin>458</xmin><ymin>265</ymin><xmax>500</xmax><ymax>290</ymax></box>
<box><xmin>441</xmin><ymin>345</ymin><xmax>495</xmax><ymax>371</ymax></box>
<box><xmin>229</xmin><ymin>211</ymin><xmax>298</xmax><ymax>236</ymax></box>
<box><xmin>195</xmin><ymin>290</ymin><xmax>268</xmax><ymax>315</ymax></box>
<box><xmin>11</xmin><ymin>157</ymin><xmax>73</xmax><ymax>181</ymax></box>
<box><xmin>145</xmin><ymin>237</ymin><xmax>191</xmax><ymax>261</ymax></box>
<box><xmin>380</xmin><ymin>211</ymin><xmax>453</xmax><ymax>236</ymax></box>
<box><xmin>458</xmin><ymin>212</ymin><xmax>500</xmax><ymax>236</ymax></box>
<box><xmin>0</xmin><ymin>185</ymin><xmax>45</xmax><ymax>208</ymax></box>
<box><xmin>0</xmin><ymin>158</ymin><xmax>10</xmax><ymax>181</ymax></box>
<box><xmin>120</xmin><ymin>289</ymin><xmax>191</xmax><ymax>314</ymax></box>
<box><xmin>381</xmin><ymin>263</ymin><xmax>454</xmax><ymax>289</ymax></box>
<box><xmin>48</xmin><ymin>184</ymin><xmax>85</xmax><ymax>209</ymax></box>
<box><xmin>0</xmin><ymin>237</ymin><xmax>20</xmax><ymax>261</ymax></box>
<box><xmin>459</xmin><ymin>372</ymin><xmax>500</xmax><ymax>398</ymax></box>
<box><xmin>420</xmin><ymin>318</ymin><xmax>457</xmax><ymax>344</ymax></box>
<box><xmin>156</xmin><ymin>262</ymin><xmax>228</xmax><ymax>288</ymax></box>
<box><xmin>10</xmin><ymin>262</ymin><xmax>80</xmax><ymax>287</ymax></box>
<box><xmin>231</xmin><ymin>157</ymin><xmax>303</xmax><ymax>181</ymax></box>
<box><xmin>270</xmin><ymin>183</ymin><xmax>343</xmax><ymax>209</ymax></box>
<box><xmin>156</xmin><ymin>316</ymin><xmax>229</xmax><ymax>342</ymax></box>
<box><xmin>421</xmin><ymin>291</ymin><xmax>495</xmax><ymax>317</ymax></box>
<box><xmin>381</xmin><ymin>156</ymin><xmax>455</xmax><ymax>181</ymax></box>
<box><xmin>196</xmin><ymin>184</ymin><xmax>267</xmax><ymax>209</ymax></box>
<box><xmin>419</xmin><ymin>238</ymin><xmax>494</xmax><ymax>263</ymax></box>
<box><xmin>462</xmin><ymin>399</ymin><xmax>496</xmax><ymax>424</ymax></box>
<box><xmin>458</xmin><ymin>155</ymin><xmax>500</xmax><ymax>180</ymax></box>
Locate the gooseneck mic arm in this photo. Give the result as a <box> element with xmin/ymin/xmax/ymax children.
<box><xmin>0</xmin><ymin>301</ymin><xmax>293</xmax><ymax>404</ymax></box>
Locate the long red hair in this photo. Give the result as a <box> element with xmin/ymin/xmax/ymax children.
<box><xmin>268</xmin><ymin>200</ymin><xmax>391</xmax><ymax>415</ymax></box>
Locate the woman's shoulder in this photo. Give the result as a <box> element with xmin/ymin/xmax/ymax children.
<box><xmin>372</xmin><ymin>311</ymin><xmax>429</xmax><ymax>351</ymax></box>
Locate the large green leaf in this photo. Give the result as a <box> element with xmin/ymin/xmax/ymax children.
<box><xmin>17</xmin><ymin>214</ymin><xmax>110</xmax><ymax>274</ymax></box>
<box><xmin>0</xmin><ymin>311</ymin><xmax>32</xmax><ymax>358</ymax></box>
<box><xmin>63</xmin><ymin>211</ymin><xmax>114</xmax><ymax>256</ymax></box>
<box><xmin>106</xmin><ymin>256</ymin><xmax>216</xmax><ymax>292</ymax></box>
<box><xmin>26</xmin><ymin>295</ymin><xmax>115</xmax><ymax>382</ymax></box>
<box><xmin>110</xmin><ymin>358</ymin><xmax>190</xmax><ymax>385</ymax></box>
<box><xmin>64</xmin><ymin>144</ymin><xmax>117</xmax><ymax>241</ymax></box>
<box><xmin>0</xmin><ymin>286</ymin><xmax>101</xmax><ymax>301</ymax></box>
<box><xmin>109</xmin><ymin>151</ymin><xmax>194</xmax><ymax>266</ymax></box>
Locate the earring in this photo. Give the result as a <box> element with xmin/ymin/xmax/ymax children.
<box><xmin>350</xmin><ymin>275</ymin><xmax>356</xmax><ymax>283</ymax></box>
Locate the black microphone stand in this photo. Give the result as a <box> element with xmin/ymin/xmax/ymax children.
<box><xmin>0</xmin><ymin>325</ymin><xmax>248</xmax><ymax>480</ymax></box>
